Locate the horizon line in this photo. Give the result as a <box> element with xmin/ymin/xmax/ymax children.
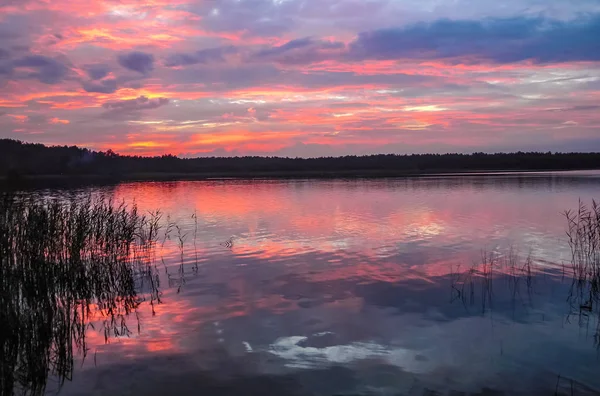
<box><xmin>4</xmin><ymin>138</ymin><xmax>600</xmax><ymax>161</ymax></box>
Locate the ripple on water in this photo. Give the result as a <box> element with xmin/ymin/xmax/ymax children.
<box><xmin>21</xmin><ymin>174</ymin><xmax>600</xmax><ymax>395</ymax></box>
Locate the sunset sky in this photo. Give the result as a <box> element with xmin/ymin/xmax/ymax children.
<box><xmin>0</xmin><ymin>0</ymin><xmax>599</xmax><ymax>157</ymax></box>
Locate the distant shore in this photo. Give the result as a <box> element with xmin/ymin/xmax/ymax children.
<box><xmin>1</xmin><ymin>167</ymin><xmax>598</xmax><ymax>188</ymax></box>
<box><xmin>4</xmin><ymin>139</ymin><xmax>600</xmax><ymax>187</ymax></box>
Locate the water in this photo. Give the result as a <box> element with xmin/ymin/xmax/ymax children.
<box><xmin>11</xmin><ymin>171</ymin><xmax>600</xmax><ymax>395</ymax></box>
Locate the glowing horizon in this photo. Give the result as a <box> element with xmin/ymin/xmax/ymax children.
<box><xmin>1</xmin><ymin>0</ymin><xmax>599</xmax><ymax>157</ymax></box>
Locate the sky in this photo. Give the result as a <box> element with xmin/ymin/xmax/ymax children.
<box><xmin>0</xmin><ymin>0</ymin><xmax>599</xmax><ymax>157</ymax></box>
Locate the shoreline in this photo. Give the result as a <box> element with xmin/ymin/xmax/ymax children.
<box><xmin>1</xmin><ymin>167</ymin><xmax>598</xmax><ymax>187</ymax></box>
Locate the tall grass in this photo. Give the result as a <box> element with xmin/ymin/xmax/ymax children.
<box><xmin>565</xmin><ymin>200</ymin><xmax>600</xmax><ymax>290</ymax></box>
<box><xmin>450</xmin><ymin>248</ymin><xmax>535</xmax><ymax>315</ymax></box>
<box><xmin>0</xmin><ymin>194</ymin><xmax>161</xmax><ymax>396</ymax></box>
<box><xmin>564</xmin><ymin>200</ymin><xmax>600</xmax><ymax>342</ymax></box>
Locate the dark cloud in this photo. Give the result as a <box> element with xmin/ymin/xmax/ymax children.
<box><xmin>241</xmin><ymin>13</ymin><xmax>600</xmax><ymax>66</ymax></box>
<box><xmin>0</xmin><ymin>13</ymin><xmax>34</xmax><ymax>41</ymax></box>
<box><xmin>0</xmin><ymin>63</ymin><xmax>13</xmax><ymax>75</ymax></box>
<box><xmin>124</xmin><ymin>81</ymin><xmax>143</xmax><ymax>90</ymax></box>
<box><xmin>570</xmin><ymin>105</ymin><xmax>600</xmax><ymax>111</ymax></box>
<box><xmin>26</xmin><ymin>114</ymin><xmax>49</xmax><ymax>124</ymax></box>
<box><xmin>118</xmin><ymin>51</ymin><xmax>154</xmax><ymax>74</ymax></box>
<box><xmin>161</xmin><ymin>63</ymin><xmax>282</xmax><ymax>90</ymax></box>
<box><xmin>547</xmin><ymin>105</ymin><xmax>600</xmax><ymax>112</ymax></box>
<box><xmin>38</xmin><ymin>33</ymin><xmax>64</xmax><ymax>46</ymax></box>
<box><xmin>82</xmin><ymin>78</ymin><xmax>118</xmax><ymax>94</ymax></box>
<box><xmin>0</xmin><ymin>48</ymin><xmax>8</xmax><ymax>59</ymax></box>
<box><xmin>347</xmin><ymin>14</ymin><xmax>600</xmax><ymax>64</ymax></box>
<box><xmin>160</xmin><ymin>61</ymin><xmax>434</xmax><ymax>93</ymax></box>
<box><xmin>84</xmin><ymin>64</ymin><xmax>110</xmax><ymax>80</ymax></box>
<box><xmin>254</xmin><ymin>37</ymin><xmax>315</xmax><ymax>57</ymax></box>
<box><xmin>11</xmin><ymin>55</ymin><xmax>68</xmax><ymax>84</ymax></box>
<box><xmin>165</xmin><ymin>46</ymin><xmax>237</xmax><ymax>67</ymax></box>
<box><xmin>102</xmin><ymin>96</ymin><xmax>169</xmax><ymax>115</ymax></box>
<box><xmin>286</xmin><ymin>67</ymin><xmax>435</xmax><ymax>89</ymax></box>
<box><xmin>252</xmin><ymin>37</ymin><xmax>345</xmax><ymax>65</ymax></box>
<box><xmin>0</xmin><ymin>24</ymin><xmax>21</xmax><ymax>40</ymax></box>
<box><xmin>10</xmin><ymin>45</ymin><xmax>29</xmax><ymax>53</ymax></box>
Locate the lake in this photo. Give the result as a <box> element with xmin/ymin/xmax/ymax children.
<box><xmin>7</xmin><ymin>171</ymin><xmax>600</xmax><ymax>395</ymax></box>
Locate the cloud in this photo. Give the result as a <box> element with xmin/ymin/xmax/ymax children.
<box><xmin>237</xmin><ymin>13</ymin><xmax>600</xmax><ymax>67</ymax></box>
<box><xmin>82</xmin><ymin>78</ymin><xmax>118</xmax><ymax>93</ymax></box>
<box><xmin>165</xmin><ymin>46</ymin><xmax>237</xmax><ymax>67</ymax></box>
<box><xmin>102</xmin><ymin>96</ymin><xmax>169</xmax><ymax>115</ymax></box>
<box><xmin>160</xmin><ymin>63</ymin><xmax>282</xmax><ymax>90</ymax></box>
<box><xmin>118</xmin><ymin>51</ymin><xmax>154</xmax><ymax>74</ymax></box>
<box><xmin>252</xmin><ymin>37</ymin><xmax>345</xmax><ymax>65</ymax></box>
<box><xmin>0</xmin><ymin>62</ymin><xmax>11</xmax><ymax>75</ymax></box>
<box><xmin>49</xmin><ymin>117</ymin><xmax>69</xmax><ymax>124</ymax></box>
<box><xmin>0</xmin><ymin>18</ymin><xmax>23</xmax><ymax>40</ymax></box>
<box><xmin>188</xmin><ymin>0</ymin><xmax>298</xmax><ymax>37</ymax></box>
<box><xmin>84</xmin><ymin>64</ymin><xmax>110</xmax><ymax>80</ymax></box>
<box><xmin>0</xmin><ymin>0</ymin><xmax>33</xmax><ymax>5</ymax></box>
<box><xmin>570</xmin><ymin>105</ymin><xmax>600</xmax><ymax>111</ymax></box>
<box><xmin>2</xmin><ymin>0</ymin><xmax>600</xmax><ymax>156</ymax></box>
<box><xmin>547</xmin><ymin>105</ymin><xmax>600</xmax><ymax>112</ymax></box>
<box><xmin>347</xmin><ymin>14</ymin><xmax>600</xmax><ymax>64</ymax></box>
<box><xmin>254</xmin><ymin>37</ymin><xmax>315</xmax><ymax>57</ymax></box>
<box><xmin>11</xmin><ymin>55</ymin><xmax>68</xmax><ymax>83</ymax></box>
<box><xmin>2</xmin><ymin>113</ymin><xmax>69</xmax><ymax>125</ymax></box>
<box><xmin>26</xmin><ymin>114</ymin><xmax>48</xmax><ymax>124</ymax></box>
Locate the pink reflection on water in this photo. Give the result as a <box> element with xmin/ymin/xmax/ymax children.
<box><xmin>77</xmin><ymin>176</ymin><xmax>600</xmax><ymax>363</ymax></box>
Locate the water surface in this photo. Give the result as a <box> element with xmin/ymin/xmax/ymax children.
<box><xmin>24</xmin><ymin>172</ymin><xmax>600</xmax><ymax>395</ymax></box>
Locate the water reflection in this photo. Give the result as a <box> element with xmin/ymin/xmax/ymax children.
<box><xmin>5</xmin><ymin>172</ymin><xmax>600</xmax><ymax>395</ymax></box>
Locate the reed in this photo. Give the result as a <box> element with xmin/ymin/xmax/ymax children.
<box><xmin>564</xmin><ymin>200</ymin><xmax>600</xmax><ymax>286</ymax></box>
<box><xmin>450</xmin><ymin>248</ymin><xmax>536</xmax><ymax>315</ymax></box>
<box><xmin>0</xmin><ymin>194</ymin><xmax>161</xmax><ymax>396</ymax></box>
<box><xmin>564</xmin><ymin>200</ymin><xmax>600</xmax><ymax>343</ymax></box>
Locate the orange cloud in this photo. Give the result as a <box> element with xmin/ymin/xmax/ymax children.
<box><xmin>7</xmin><ymin>114</ymin><xmax>28</xmax><ymax>122</ymax></box>
<box><xmin>49</xmin><ymin>117</ymin><xmax>70</xmax><ymax>124</ymax></box>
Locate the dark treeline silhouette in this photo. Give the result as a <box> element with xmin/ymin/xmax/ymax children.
<box><xmin>3</xmin><ymin>139</ymin><xmax>600</xmax><ymax>179</ymax></box>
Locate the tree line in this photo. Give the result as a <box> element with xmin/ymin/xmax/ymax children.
<box><xmin>2</xmin><ymin>139</ymin><xmax>600</xmax><ymax>179</ymax></box>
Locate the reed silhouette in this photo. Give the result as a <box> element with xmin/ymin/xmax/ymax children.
<box><xmin>564</xmin><ymin>200</ymin><xmax>600</xmax><ymax>346</ymax></box>
<box><xmin>0</xmin><ymin>194</ymin><xmax>162</xmax><ymax>396</ymax></box>
<box><xmin>450</xmin><ymin>248</ymin><xmax>535</xmax><ymax>316</ymax></box>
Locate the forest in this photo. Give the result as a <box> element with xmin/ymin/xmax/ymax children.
<box><xmin>2</xmin><ymin>138</ymin><xmax>600</xmax><ymax>179</ymax></box>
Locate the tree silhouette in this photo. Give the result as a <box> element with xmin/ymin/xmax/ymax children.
<box><xmin>2</xmin><ymin>139</ymin><xmax>600</xmax><ymax>179</ymax></box>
